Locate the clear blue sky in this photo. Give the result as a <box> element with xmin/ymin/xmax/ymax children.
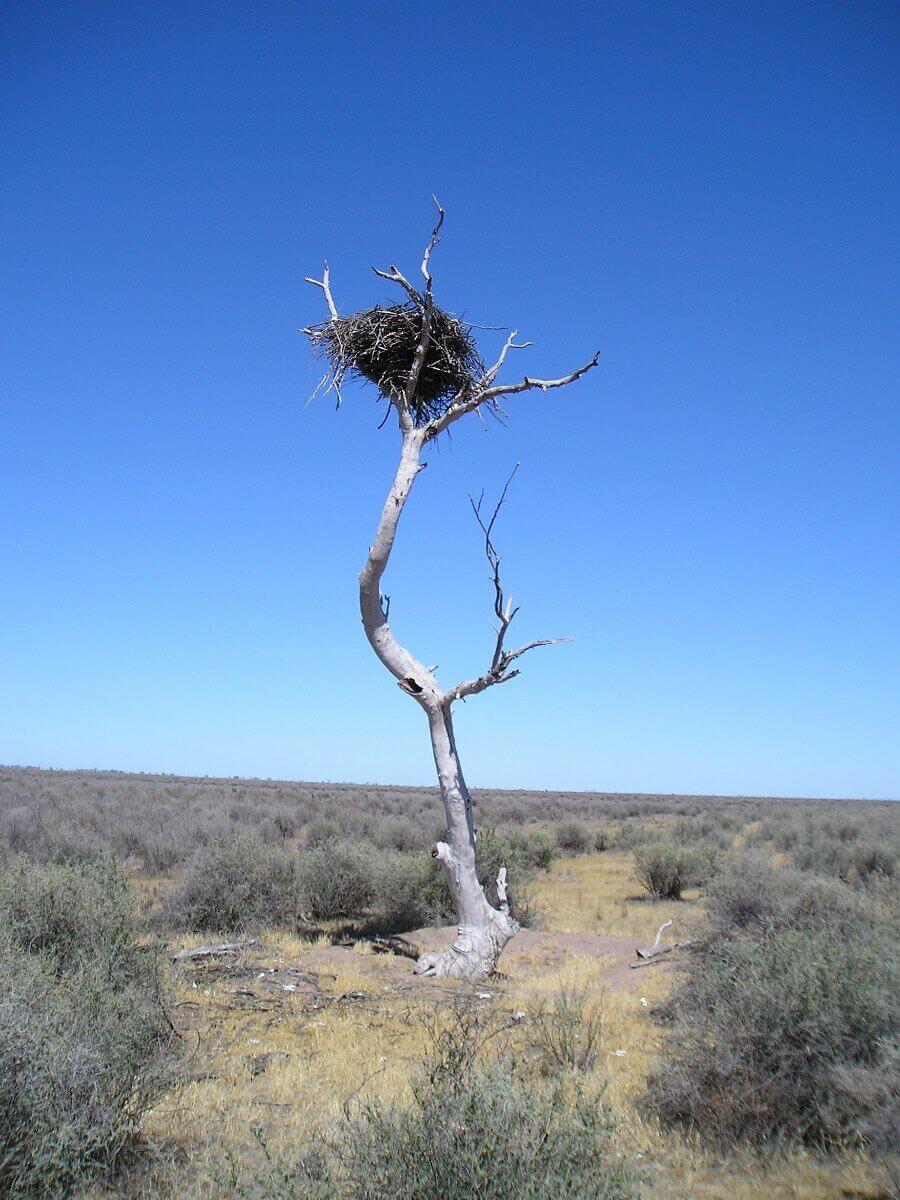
<box><xmin>2</xmin><ymin>3</ymin><xmax>897</xmax><ymax>798</ymax></box>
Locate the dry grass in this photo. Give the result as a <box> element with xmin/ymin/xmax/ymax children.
<box><xmin>533</xmin><ymin>851</ymin><xmax>704</xmax><ymax>940</ymax></box>
<box><xmin>140</xmin><ymin>854</ymin><xmax>892</xmax><ymax>1200</ymax></box>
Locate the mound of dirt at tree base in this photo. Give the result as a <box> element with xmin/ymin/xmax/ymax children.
<box><xmin>298</xmin><ymin>928</ymin><xmax>681</xmax><ymax>993</ymax></box>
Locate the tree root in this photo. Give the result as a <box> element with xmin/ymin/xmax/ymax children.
<box><xmin>414</xmin><ymin>913</ymin><xmax>518</xmax><ymax>981</ymax></box>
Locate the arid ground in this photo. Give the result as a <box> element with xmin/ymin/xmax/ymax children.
<box><xmin>1</xmin><ymin>767</ymin><xmax>896</xmax><ymax>1199</ymax></box>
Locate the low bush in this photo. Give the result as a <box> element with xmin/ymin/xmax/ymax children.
<box><xmin>368</xmin><ymin>851</ymin><xmax>450</xmax><ymax>933</ymax></box>
<box><xmin>705</xmin><ymin>852</ymin><xmax>872</xmax><ymax>939</ymax></box>
<box><xmin>633</xmin><ymin>844</ymin><xmax>696</xmax><ymax>902</ymax></box>
<box><xmin>529</xmin><ymin>986</ymin><xmax>604</xmax><ymax>1074</ymax></box>
<box><xmin>594</xmin><ymin>828</ymin><xmax>613</xmax><ymax>852</ymax></box>
<box><xmin>0</xmin><ymin>858</ymin><xmax>176</xmax><ymax>1199</ymax></box>
<box><xmin>556</xmin><ymin>820</ymin><xmax>591</xmax><ymax>855</ymax></box>
<box><xmin>647</xmin><ymin>858</ymin><xmax>899</xmax><ymax>1149</ymax></box>
<box><xmin>475</xmin><ymin>827</ymin><xmax>543</xmax><ymax>927</ymax></box>
<box><xmin>160</xmin><ymin>833</ymin><xmax>298</xmax><ymax>931</ymax></box>
<box><xmin>312</xmin><ymin>1068</ymin><xmax>635</xmax><ymax>1200</ymax></box>
<box><xmin>296</xmin><ymin>839</ymin><xmax>378</xmax><ymax>922</ymax></box>
<box><xmin>369</xmin><ymin>816</ymin><xmax>423</xmax><ymax>852</ymax></box>
<box><xmin>245</xmin><ymin>1003</ymin><xmax>637</xmax><ymax>1200</ymax></box>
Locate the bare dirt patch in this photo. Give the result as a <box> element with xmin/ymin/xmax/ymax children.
<box><xmin>296</xmin><ymin>926</ymin><xmax>679</xmax><ymax>992</ymax></box>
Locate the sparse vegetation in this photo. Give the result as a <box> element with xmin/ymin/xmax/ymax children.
<box><xmin>0</xmin><ymin>857</ymin><xmax>177</xmax><ymax>1199</ymax></box>
<box><xmin>647</xmin><ymin>855</ymin><xmax>899</xmax><ymax>1150</ymax></box>
<box><xmin>0</xmin><ymin>767</ymin><xmax>897</xmax><ymax>1199</ymax></box>
<box><xmin>529</xmin><ymin>985</ymin><xmax>604</xmax><ymax>1074</ymax></box>
<box><xmin>242</xmin><ymin>1000</ymin><xmax>636</xmax><ymax>1200</ymax></box>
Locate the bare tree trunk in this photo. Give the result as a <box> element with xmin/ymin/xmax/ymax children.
<box><xmin>417</xmin><ymin>703</ymin><xmax>518</xmax><ymax>979</ymax></box>
<box><xmin>358</xmin><ymin>428</ymin><xmax>517</xmax><ymax>979</ymax></box>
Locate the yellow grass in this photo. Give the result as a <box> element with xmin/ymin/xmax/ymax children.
<box><xmin>533</xmin><ymin>851</ymin><xmax>705</xmax><ymax>940</ymax></box>
<box><xmin>141</xmin><ymin>851</ymin><xmax>891</xmax><ymax>1200</ymax></box>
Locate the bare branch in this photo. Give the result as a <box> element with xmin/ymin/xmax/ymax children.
<box><xmin>470</xmin><ymin>463</ymin><xmax>521</xmax><ymax>672</ymax></box>
<box><xmin>302</xmin><ymin>263</ymin><xmax>344</xmax><ymax>404</ymax></box>
<box><xmin>443</xmin><ymin>466</ymin><xmax>570</xmax><ymax>704</ymax></box>
<box><xmin>372</xmin><ymin>197</ymin><xmax>444</xmax><ymax>312</ymax></box>
<box><xmin>481</xmin><ymin>348</ymin><xmax>601</xmax><ymax>402</ymax></box>
<box><xmin>482</xmin><ymin>329</ymin><xmax>533</xmax><ymax>388</ymax></box>
<box><xmin>303</xmin><ymin>262</ymin><xmax>338</xmax><ymax>321</ymax></box>
<box><xmin>372</xmin><ymin>264</ymin><xmax>422</xmax><ymax>308</ymax></box>
<box><xmin>424</xmin><ymin>347</ymin><xmax>601</xmax><ymax>440</ymax></box>
<box><xmin>402</xmin><ymin>198</ymin><xmax>443</xmax><ymax>408</ymax></box>
<box><xmin>445</xmin><ymin>637</ymin><xmax>570</xmax><ymax>703</ymax></box>
<box><xmin>420</xmin><ymin>195</ymin><xmax>444</xmax><ymax>290</ymax></box>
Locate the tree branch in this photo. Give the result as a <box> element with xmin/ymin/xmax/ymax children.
<box><xmin>424</xmin><ymin>348</ymin><xmax>600</xmax><ymax>440</ymax></box>
<box><xmin>302</xmin><ymin>262</ymin><xmax>338</xmax><ymax>321</ymax></box>
<box><xmin>481</xmin><ymin>348</ymin><xmax>601</xmax><ymax>402</ymax></box>
<box><xmin>302</xmin><ymin>263</ymin><xmax>343</xmax><ymax>403</ymax></box>
<box><xmin>403</xmin><ymin>198</ymin><xmax>443</xmax><ymax>408</ymax></box>
<box><xmin>482</xmin><ymin>329</ymin><xmax>533</xmax><ymax>388</ymax></box>
<box><xmin>372</xmin><ymin>198</ymin><xmax>445</xmax><ymax>426</ymax></box>
<box><xmin>443</xmin><ymin>466</ymin><xmax>570</xmax><ymax>704</ymax></box>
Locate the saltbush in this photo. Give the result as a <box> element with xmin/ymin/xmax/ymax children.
<box><xmin>296</xmin><ymin>839</ymin><xmax>378</xmax><ymax>922</ymax></box>
<box><xmin>160</xmin><ymin>833</ymin><xmax>298</xmax><ymax>931</ymax></box>
<box><xmin>475</xmin><ymin>827</ymin><xmax>543</xmax><ymax>927</ymax></box>
<box><xmin>246</xmin><ymin>1007</ymin><xmax>636</xmax><ymax>1200</ymax></box>
<box><xmin>368</xmin><ymin>851</ymin><xmax>450</xmax><ymax>933</ymax></box>
<box><xmin>0</xmin><ymin>858</ymin><xmax>176</xmax><ymax>1199</ymax></box>
<box><xmin>705</xmin><ymin>852</ymin><xmax>871</xmax><ymax>939</ymax></box>
<box><xmin>647</xmin><ymin>858</ymin><xmax>899</xmax><ymax>1149</ymax></box>
<box><xmin>556</xmin><ymin>820</ymin><xmax>591</xmax><ymax>855</ymax></box>
<box><xmin>633</xmin><ymin>844</ymin><xmax>696</xmax><ymax>902</ymax></box>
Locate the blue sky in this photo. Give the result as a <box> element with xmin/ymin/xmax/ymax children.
<box><xmin>2</xmin><ymin>2</ymin><xmax>897</xmax><ymax>798</ymax></box>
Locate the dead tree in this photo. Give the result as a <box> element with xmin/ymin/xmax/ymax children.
<box><xmin>303</xmin><ymin>203</ymin><xmax>598</xmax><ymax>979</ymax></box>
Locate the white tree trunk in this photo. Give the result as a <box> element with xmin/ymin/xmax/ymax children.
<box><xmin>416</xmin><ymin>703</ymin><xmax>517</xmax><ymax>979</ymax></box>
<box><xmin>358</xmin><ymin>428</ymin><xmax>517</xmax><ymax>980</ymax></box>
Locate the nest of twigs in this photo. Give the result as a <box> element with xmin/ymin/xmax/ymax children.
<box><xmin>306</xmin><ymin>302</ymin><xmax>485</xmax><ymax>424</ymax></box>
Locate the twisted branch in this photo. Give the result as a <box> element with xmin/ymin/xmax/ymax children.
<box><xmin>444</xmin><ymin>466</ymin><xmax>570</xmax><ymax>705</ymax></box>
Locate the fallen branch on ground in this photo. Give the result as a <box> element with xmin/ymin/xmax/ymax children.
<box><xmin>171</xmin><ymin>938</ymin><xmax>257</xmax><ymax>962</ymax></box>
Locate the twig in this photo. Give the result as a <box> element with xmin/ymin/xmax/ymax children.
<box><xmin>444</xmin><ymin>467</ymin><xmax>569</xmax><ymax>703</ymax></box>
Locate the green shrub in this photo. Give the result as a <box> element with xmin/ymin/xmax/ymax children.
<box><xmin>475</xmin><ymin>827</ymin><xmax>542</xmax><ymax>927</ymax></box>
<box><xmin>556</xmin><ymin>820</ymin><xmax>591</xmax><ymax>855</ymax></box>
<box><xmin>368</xmin><ymin>851</ymin><xmax>450</xmax><ymax>934</ymax></box>
<box><xmin>160</xmin><ymin>833</ymin><xmax>298</xmax><ymax>931</ymax></box>
<box><xmin>245</xmin><ymin>1010</ymin><xmax>636</xmax><ymax>1200</ymax></box>
<box><xmin>0</xmin><ymin>858</ymin><xmax>176</xmax><ymax>1199</ymax></box>
<box><xmin>370</xmin><ymin>816</ymin><xmax>423</xmax><ymax>852</ymax></box>
<box><xmin>296</xmin><ymin>840</ymin><xmax>377</xmax><ymax>922</ymax></box>
<box><xmin>633</xmin><ymin>841</ymin><xmax>690</xmax><ymax>899</ymax></box>
<box><xmin>2</xmin><ymin>854</ymin><xmax>140</xmax><ymax>971</ymax></box>
<box><xmin>594</xmin><ymin>828</ymin><xmax>613</xmax><ymax>852</ymax></box>
<box><xmin>518</xmin><ymin>826</ymin><xmax>558</xmax><ymax>869</ymax></box>
<box><xmin>705</xmin><ymin>852</ymin><xmax>872</xmax><ymax>939</ymax></box>
<box><xmin>311</xmin><ymin>1069</ymin><xmax>635</xmax><ymax>1200</ymax></box>
<box><xmin>647</xmin><ymin>859</ymin><xmax>899</xmax><ymax>1149</ymax></box>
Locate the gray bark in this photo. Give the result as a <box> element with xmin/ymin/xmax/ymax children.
<box><xmin>358</xmin><ymin>427</ymin><xmax>517</xmax><ymax>979</ymax></box>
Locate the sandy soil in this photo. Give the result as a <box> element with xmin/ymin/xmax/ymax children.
<box><xmin>296</xmin><ymin>926</ymin><xmax>679</xmax><ymax>992</ymax></box>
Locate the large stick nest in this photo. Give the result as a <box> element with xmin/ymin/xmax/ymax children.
<box><xmin>307</xmin><ymin>302</ymin><xmax>485</xmax><ymax>424</ymax></box>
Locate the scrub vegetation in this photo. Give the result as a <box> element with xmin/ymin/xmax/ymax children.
<box><xmin>0</xmin><ymin>764</ymin><xmax>896</xmax><ymax>1199</ymax></box>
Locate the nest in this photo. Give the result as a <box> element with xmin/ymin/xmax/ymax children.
<box><xmin>307</xmin><ymin>302</ymin><xmax>485</xmax><ymax>424</ymax></box>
